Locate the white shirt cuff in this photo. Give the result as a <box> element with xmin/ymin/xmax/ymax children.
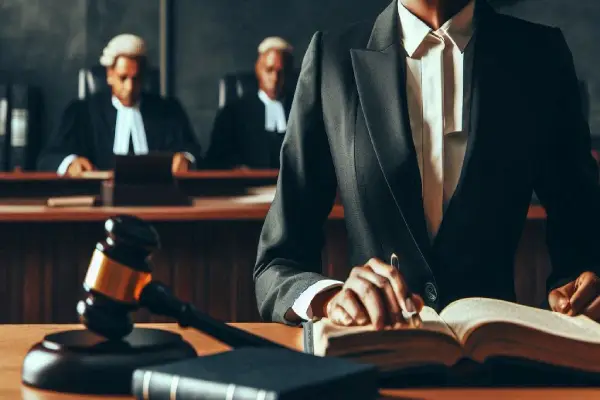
<box><xmin>57</xmin><ymin>154</ymin><xmax>77</xmax><ymax>176</ymax></box>
<box><xmin>291</xmin><ymin>279</ymin><xmax>344</xmax><ymax>321</ymax></box>
<box><xmin>182</xmin><ymin>152</ymin><xmax>196</xmax><ymax>164</ymax></box>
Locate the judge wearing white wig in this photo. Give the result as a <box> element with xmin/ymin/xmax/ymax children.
<box><xmin>38</xmin><ymin>34</ymin><xmax>202</xmax><ymax>175</ymax></box>
<box><xmin>204</xmin><ymin>36</ymin><xmax>295</xmax><ymax>169</ymax></box>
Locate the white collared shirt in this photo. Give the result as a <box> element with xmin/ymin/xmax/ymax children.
<box><xmin>257</xmin><ymin>90</ymin><xmax>287</xmax><ymax>133</ymax></box>
<box><xmin>400</xmin><ymin>0</ymin><xmax>474</xmax><ymax>237</ymax></box>
<box><xmin>289</xmin><ymin>0</ymin><xmax>476</xmax><ymax>321</ymax></box>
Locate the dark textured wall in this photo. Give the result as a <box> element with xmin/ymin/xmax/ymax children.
<box><xmin>175</xmin><ymin>0</ymin><xmax>600</xmax><ymax>153</ymax></box>
<box><xmin>0</xmin><ymin>0</ymin><xmax>87</xmax><ymax>149</ymax></box>
<box><xmin>173</xmin><ymin>0</ymin><xmax>391</xmax><ymax>152</ymax></box>
<box><xmin>86</xmin><ymin>0</ymin><xmax>160</xmax><ymax>70</ymax></box>
<box><xmin>493</xmin><ymin>0</ymin><xmax>600</xmax><ymax>136</ymax></box>
<box><xmin>0</xmin><ymin>0</ymin><xmax>159</xmax><ymax>151</ymax></box>
<box><xmin>0</xmin><ymin>0</ymin><xmax>599</xmax><ymax>158</ymax></box>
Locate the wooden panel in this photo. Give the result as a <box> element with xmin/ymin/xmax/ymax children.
<box><xmin>0</xmin><ymin>215</ymin><xmax>550</xmax><ymax>324</ymax></box>
<box><xmin>0</xmin><ymin>220</ymin><xmax>345</xmax><ymax>323</ymax></box>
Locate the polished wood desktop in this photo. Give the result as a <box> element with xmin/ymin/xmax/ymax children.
<box><xmin>0</xmin><ymin>170</ymin><xmax>280</xmax><ymax>200</ymax></box>
<box><xmin>0</xmin><ymin>199</ymin><xmax>544</xmax><ymax>221</ymax></box>
<box><xmin>0</xmin><ymin>197</ymin><xmax>344</xmax><ymax>221</ymax></box>
<box><xmin>8</xmin><ymin>323</ymin><xmax>600</xmax><ymax>400</ymax></box>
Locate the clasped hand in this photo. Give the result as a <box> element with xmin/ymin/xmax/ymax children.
<box><xmin>549</xmin><ymin>271</ymin><xmax>600</xmax><ymax>321</ymax></box>
<box><xmin>323</xmin><ymin>257</ymin><xmax>424</xmax><ymax>330</ymax></box>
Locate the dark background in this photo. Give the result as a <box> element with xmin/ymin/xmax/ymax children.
<box><xmin>0</xmin><ymin>0</ymin><xmax>597</xmax><ymax>157</ymax></box>
<box><xmin>0</xmin><ymin>0</ymin><xmax>160</xmax><ymax>156</ymax></box>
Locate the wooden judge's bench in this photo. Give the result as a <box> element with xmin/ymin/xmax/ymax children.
<box><xmin>0</xmin><ymin>170</ymin><xmax>550</xmax><ymax>325</ymax></box>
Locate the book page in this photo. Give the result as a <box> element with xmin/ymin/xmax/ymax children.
<box><xmin>440</xmin><ymin>297</ymin><xmax>600</xmax><ymax>345</ymax></box>
<box><xmin>312</xmin><ymin>307</ymin><xmax>463</xmax><ymax>369</ymax></box>
<box><xmin>315</xmin><ymin>307</ymin><xmax>455</xmax><ymax>340</ymax></box>
<box><xmin>416</xmin><ymin>306</ymin><xmax>460</xmax><ymax>337</ymax></box>
<box><xmin>312</xmin><ymin>306</ymin><xmax>458</xmax><ymax>356</ymax></box>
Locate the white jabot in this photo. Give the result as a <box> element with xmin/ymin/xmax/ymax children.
<box><xmin>258</xmin><ymin>90</ymin><xmax>287</xmax><ymax>133</ymax></box>
<box><xmin>111</xmin><ymin>96</ymin><xmax>149</xmax><ymax>155</ymax></box>
<box><xmin>289</xmin><ymin>0</ymin><xmax>475</xmax><ymax>322</ymax></box>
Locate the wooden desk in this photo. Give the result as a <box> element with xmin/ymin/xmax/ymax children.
<box><xmin>7</xmin><ymin>323</ymin><xmax>599</xmax><ymax>400</ymax></box>
<box><xmin>0</xmin><ymin>170</ymin><xmax>279</xmax><ymax>200</ymax></box>
<box><xmin>0</xmin><ymin>197</ymin><xmax>344</xmax><ymax>221</ymax></box>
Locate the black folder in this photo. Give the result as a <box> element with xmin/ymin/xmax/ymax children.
<box><xmin>132</xmin><ymin>347</ymin><xmax>378</xmax><ymax>400</ymax></box>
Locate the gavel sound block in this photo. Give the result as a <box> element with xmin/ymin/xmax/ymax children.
<box><xmin>21</xmin><ymin>215</ymin><xmax>282</xmax><ymax>395</ymax></box>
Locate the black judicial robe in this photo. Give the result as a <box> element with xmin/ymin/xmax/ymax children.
<box><xmin>203</xmin><ymin>94</ymin><xmax>292</xmax><ymax>169</ymax></box>
<box><xmin>37</xmin><ymin>92</ymin><xmax>202</xmax><ymax>171</ymax></box>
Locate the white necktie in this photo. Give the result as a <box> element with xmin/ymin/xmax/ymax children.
<box><xmin>258</xmin><ymin>90</ymin><xmax>287</xmax><ymax>133</ymax></box>
<box><xmin>422</xmin><ymin>30</ymin><xmax>461</xmax><ymax>238</ymax></box>
<box><xmin>112</xmin><ymin>96</ymin><xmax>149</xmax><ymax>155</ymax></box>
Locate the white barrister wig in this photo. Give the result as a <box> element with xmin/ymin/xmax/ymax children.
<box><xmin>99</xmin><ymin>34</ymin><xmax>147</xmax><ymax>67</ymax></box>
<box><xmin>257</xmin><ymin>36</ymin><xmax>293</xmax><ymax>54</ymax></box>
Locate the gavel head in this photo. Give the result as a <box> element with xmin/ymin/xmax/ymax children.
<box><xmin>77</xmin><ymin>215</ymin><xmax>160</xmax><ymax>340</ymax></box>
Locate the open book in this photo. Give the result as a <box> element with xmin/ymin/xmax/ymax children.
<box><xmin>303</xmin><ymin>297</ymin><xmax>600</xmax><ymax>375</ymax></box>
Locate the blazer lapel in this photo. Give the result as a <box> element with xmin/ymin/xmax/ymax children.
<box><xmin>351</xmin><ymin>0</ymin><xmax>431</xmax><ymax>256</ymax></box>
<box><xmin>434</xmin><ymin>1</ymin><xmax>500</xmax><ymax>242</ymax></box>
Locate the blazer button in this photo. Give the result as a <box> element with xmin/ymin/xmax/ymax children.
<box><xmin>424</xmin><ymin>282</ymin><xmax>438</xmax><ymax>302</ymax></box>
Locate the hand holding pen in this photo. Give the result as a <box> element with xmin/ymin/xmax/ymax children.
<box><xmin>323</xmin><ymin>253</ymin><xmax>424</xmax><ymax>330</ymax></box>
<box><xmin>390</xmin><ymin>253</ymin><xmax>423</xmax><ymax>328</ymax></box>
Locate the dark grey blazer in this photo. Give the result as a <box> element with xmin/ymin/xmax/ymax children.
<box><xmin>254</xmin><ymin>0</ymin><xmax>600</xmax><ymax>324</ymax></box>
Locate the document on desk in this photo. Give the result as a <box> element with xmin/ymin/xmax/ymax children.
<box><xmin>233</xmin><ymin>185</ymin><xmax>277</xmax><ymax>204</ymax></box>
<box><xmin>47</xmin><ymin>196</ymin><xmax>96</xmax><ymax>207</ymax></box>
<box><xmin>73</xmin><ymin>171</ymin><xmax>112</xmax><ymax>179</ymax></box>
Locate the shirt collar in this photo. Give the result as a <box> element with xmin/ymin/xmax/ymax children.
<box><xmin>111</xmin><ymin>95</ymin><xmax>141</xmax><ymax>110</ymax></box>
<box><xmin>258</xmin><ymin>90</ymin><xmax>282</xmax><ymax>105</ymax></box>
<box><xmin>397</xmin><ymin>0</ymin><xmax>475</xmax><ymax>57</ymax></box>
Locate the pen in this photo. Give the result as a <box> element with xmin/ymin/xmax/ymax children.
<box><xmin>391</xmin><ymin>253</ymin><xmax>422</xmax><ymax>328</ymax></box>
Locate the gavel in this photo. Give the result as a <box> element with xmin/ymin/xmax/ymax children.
<box><xmin>76</xmin><ymin>214</ymin><xmax>283</xmax><ymax>349</ymax></box>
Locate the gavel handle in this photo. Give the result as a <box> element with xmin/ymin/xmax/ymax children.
<box><xmin>177</xmin><ymin>303</ymin><xmax>287</xmax><ymax>349</ymax></box>
<box><xmin>139</xmin><ymin>281</ymin><xmax>287</xmax><ymax>350</ymax></box>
